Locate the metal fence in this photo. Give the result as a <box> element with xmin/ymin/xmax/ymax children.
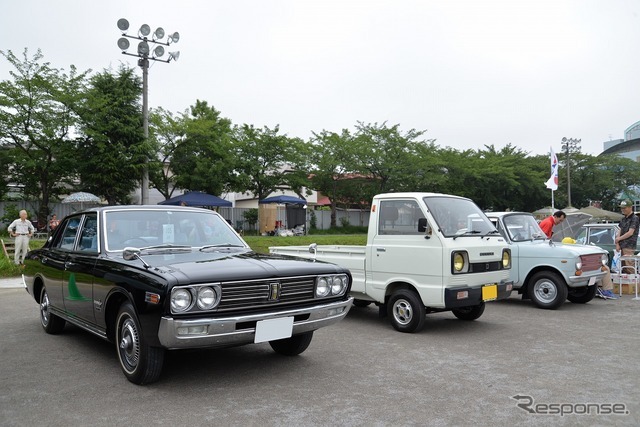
<box><xmin>0</xmin><ymin>201</ymin><xmax>370</xmax><ymax>232</ymax></box>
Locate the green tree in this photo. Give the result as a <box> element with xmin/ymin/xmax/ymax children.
<box><xmin>75</xmin><ymin>65</ymin><xmax>147</xmax><ymax>205</ymax></box>
<box><xmin>307</xmin><ymin>129</ymin><xmax>363</xmax><ymax>227</ymax></box>
<box><xmin>569</xmin><ymin>153</ymin><xmax>640</xmax><ymax>210</ymax></box>
<box><xmin>0</xmin><ymin>49</ymin><xmax>88</xmax><ymax>224</ymax></box>
<box><xmin>352</xmin><ymin>122</ymin><xmax>434</xmax><ymax>193</ymax></box>
<box><xmin>231</xmin><ymin>124</ymin><xmax>309</xmax><ymax>201</ymax></box>
<box><xmin>149</xmin><ymin>107</ymin><xmax>186</xmax><ymax>199</ymax></box>
<box><xmin>242</xmin><ymin>208</ymin><xmax>259</xmax><ymax>231</ymax></box>
<box><xmin>171</xmin><ymin>100</ymin><xmax>235</xmax><ymax>196</ymax></box>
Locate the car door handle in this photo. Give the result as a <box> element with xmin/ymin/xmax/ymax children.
<box><xmin>377</xmin><ymin>248</ymin><xmax>386</xmax><ymax>252</ymax></box>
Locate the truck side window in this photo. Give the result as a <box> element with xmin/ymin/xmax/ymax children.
<box><xmin>379</xmin><ymin>200</ymin><xmax>426</xmax><ymax>235</ymax></box>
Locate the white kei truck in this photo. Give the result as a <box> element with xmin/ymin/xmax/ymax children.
<box><xmin>270</xmin><ymin>192</ymin><xmax>514</xmax><ymax>333</ymax></box>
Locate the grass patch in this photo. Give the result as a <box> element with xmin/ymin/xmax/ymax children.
<box><xmin>0</xmin><ymin>238</ymin><xmax>47</xmax><ymax>278</ymax></box>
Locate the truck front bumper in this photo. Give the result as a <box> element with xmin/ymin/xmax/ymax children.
<box><xmin>157</xmin><ymin>297</ymin><xmax>354</xmax><ymax>349</ymax></box>
<box><xmin>444</xmin><ymin>279</ymin><xmax>513</xmax><ymax>309</ymax></box>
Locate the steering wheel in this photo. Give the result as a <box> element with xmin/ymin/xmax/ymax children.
<box><xmin>121</xmin><ymin>238</ymin><xmax>148</xmax><ymax>247</ymax></box>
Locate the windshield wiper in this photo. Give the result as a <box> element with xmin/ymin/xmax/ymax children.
<box><xmin>452</xmin><ymin>230</ymin><xmax>481</xmax><ymax>240</ymax></box>
<box><xmin>137</xmin><ymin>244</ymin><xmax>192</xmax><ymax>254</ymax></box>
<box><xmin>481</xmin><ymin>230</ymin><xmax>501</xmax><ymax>238</ymax></box>
<box><xmin>199</xmin><ymin>244</ymin><xmax>245</xmax><ymax>252</ymax></box>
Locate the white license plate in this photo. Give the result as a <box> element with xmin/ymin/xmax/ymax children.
<box><xmin>254</xmin><ymin>317</ymin><xmax>294</xmax><ymax>343</ymax></box>
<box><xmin>588</xmin><ymin>276</ymin><xmax>596</xmax><ymax>286</ymax></box>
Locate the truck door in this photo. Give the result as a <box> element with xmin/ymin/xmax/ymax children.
<box><xmin>367</xmin><ymin>199</ymin><xmax>443</xmax><ymax>303</ymax></box>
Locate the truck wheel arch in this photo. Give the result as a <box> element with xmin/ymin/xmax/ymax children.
<box><xmin>384</xmin><ymin>281</ymin><xmax>420</xmax><ymax>304</ymax></box>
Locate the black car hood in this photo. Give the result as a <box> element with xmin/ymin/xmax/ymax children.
<box><xmin>122</xmin><ymin>250</ymin><xmax>347</xmax><ymax>284</ymax></box>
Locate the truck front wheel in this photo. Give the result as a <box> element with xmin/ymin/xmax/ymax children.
<box><xmin>387</xmin><ymin>289</ymin><xmax>426</xmax><ymax>333</ymax></box>
<box><xmin>528</xmin><ymin>271</ymin><xmax>568</xmax><ymax>309</ymax></box>
<box><xmin>452</xmin><ymin>302</ymin><xmax>485</xmax><ymax>320</ymax></box>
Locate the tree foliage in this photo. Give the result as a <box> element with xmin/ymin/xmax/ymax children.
<box><xmin>148</xmin><ymin>107</ymin><xmax>186</xmax><ymax>199</ymax></box>
<box><xmin>0</xmin><ymin>49</ymin><xmax>88</xmax><ymax>223</ymax></box>
<box><xmin>170</xmin><ymin>100</ymin><xmax>234</xmax><ymax>196</ymax></box>
<box><xmin>75</xmin><ymin>65</ymin><xmax>147</xmax><ymax>205</ymax></box>
<box><xmin>231</xmin><ymin>124</ymin><xmax>309</xmax><ymax>201</ymax></box>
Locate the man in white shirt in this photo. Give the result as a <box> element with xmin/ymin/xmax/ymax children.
<box><xmin>7</xmin><ymin>210</ymin><xmax>35</xmax><ymax>265</ymax></box>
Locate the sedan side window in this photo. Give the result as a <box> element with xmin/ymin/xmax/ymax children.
<box><xmin>58</xmin><ymin>217</ymin><xmax>81</xmax><ymax>250</ymax></box>
<box><xmin>78</xmin><ymin>214</ymin><xmax>98</xmax><ymax>252</ymax></box>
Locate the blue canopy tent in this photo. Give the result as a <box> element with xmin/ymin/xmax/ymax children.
<box><xmin>259</xmin><ymin>195</ymin><xmax>307</xmax><ymax>205</ymax></box>
<box><xmin>158</xmin><ymin>191</ymin><xmax>232</xmax><ymax>207</ymax></box>
<box><xmin>259</xmin><ymin>195</ymin><xmax>307</xmax><ymax>232</ymax></box>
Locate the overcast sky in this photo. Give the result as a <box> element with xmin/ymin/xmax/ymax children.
<box><xmin>2</xmin><ymin>0</ymin><xmax>639</xmax><ymax>156</ymax></box>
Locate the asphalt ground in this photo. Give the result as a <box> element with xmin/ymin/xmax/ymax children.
<box><xmin>1</xmin><ymin>281</ymin><xmax>638</xmax><ymax>427</ymax></box>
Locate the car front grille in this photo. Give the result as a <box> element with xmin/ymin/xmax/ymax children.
<box><xmin>581</xmin><ymin>254</ymin><xmax>603</xmax><ymax>272</ymax></box>
<box><xmin>217</xmin><ymin>276</ymin><xmax>317</xmax><ymax>312</ymax></box>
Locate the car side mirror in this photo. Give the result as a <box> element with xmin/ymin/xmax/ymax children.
<box><xmin>418</xmin><ymin>218</ymin><xmax>431</xmax><ymax>239</ymax></box>
<box><xmin>123</xmin><ymin>247</ymin><xmax>140</xmax><ymax>261</ymax></box>
<box><xmin>308</xmin><ymin>243</ymin><xmax>317</xmax><ymax>261</ymax></box>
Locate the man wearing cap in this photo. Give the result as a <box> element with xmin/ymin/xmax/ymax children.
<box><xmin>7</xmin><ymin>209</ymin><xmax>35</xmax><ymax>265</ymax></box>
<box><xmin>615</xmin><ymin>199</ymin><xmax>639</xmax><ymax>273</ymax></box>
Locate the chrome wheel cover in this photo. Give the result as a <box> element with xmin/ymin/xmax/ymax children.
<box><xmin>533</xmin><ymin>279</ymin><xmax>557</xmax><ymax>303</ymax></box>
<box><xmin>392</xmin><ymin>298</ymin><xmax>413</xmax><ymax>325</ymax></box>
<box><xmin>40</xmin><ymin>291</ymin><xmax>50</xmax><ymax>326</ymax></box>
<box><xmin>119</xmin><ymin>317</ymin><xmax>140</xmax><ymax>372</ymax></box>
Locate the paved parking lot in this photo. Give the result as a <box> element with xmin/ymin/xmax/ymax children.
<box><xmin>0</xmin><ymin>286</ymin><xmax>638</xmax><ymax>426</ymax></box>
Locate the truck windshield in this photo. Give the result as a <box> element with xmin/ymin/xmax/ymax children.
<box><xmin>424</xmin><ymin>196</ymin><xmax>496</xmax><ymax>237</ymax></box>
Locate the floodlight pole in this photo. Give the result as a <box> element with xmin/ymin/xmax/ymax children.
<box><xmin>116</xmin><ymin>18</ymin><xmax>180</xmax><ymax>205</ymax></box>
<box><xmin>561</xmin><ymin>137</ymin><xmax>581</xmax><ymax>207</ymax></box>
<box><xmin>140</xmin><ymin>57</ymin><xmax>150</xmax><ymax>205</ymax></box>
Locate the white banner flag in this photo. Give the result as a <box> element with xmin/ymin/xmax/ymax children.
<box><xmin>544</xmin><ymin>146</ymin><xmax>558</xmax><ymax>191</ymax></box>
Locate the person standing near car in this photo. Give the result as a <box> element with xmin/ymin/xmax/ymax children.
<box><xmin>539</xmin><ymin>210</ymin><xmax>566</xmax><ymax>239</ymax></box>
<box><xmin>615</xmin><ymin>199</ymin><xmax>640</xmax><ymax>273</ymax></box>
<box><xmin>7</xmin><ymin>209</ymin><xmax>35</xmax><ymax>265</ymax></box>
<box><xmin>48</xmin><ymin>214</ymin><xmax>60</xmax><ymax>232</ymax></box>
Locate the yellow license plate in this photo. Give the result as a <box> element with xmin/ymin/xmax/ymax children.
<box><xmin>482</xmin><ymin>284</ymin><xmax>498</xmax><ymax>301</ymax></box>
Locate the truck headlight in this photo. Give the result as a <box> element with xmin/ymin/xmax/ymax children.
<box><xmin>502</xmin><ymin>249</ymin><xmax>511</xmax><ymax>269</ymax></box>
<box><xmin>452</xmin><ymin>251</ymin><xmax>468</xmax><ymax>273</ymax></box>
<box><xmin>601</xmin><ymin>254</ymin><xmax>608</xmax><ymax>266</ymax></box>
<box><xmin>171</xmin><ymin>288</ymin><xmax>193</xmax><ymax>313</ymax></box>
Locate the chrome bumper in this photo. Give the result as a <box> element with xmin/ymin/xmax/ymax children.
<box><xmin>567</xmin><ymin>270</ymin><xmax>605</xmax><ymax>288</ymax></box>
<box><xmin>157</xmin><ymin>297</ymin><xmax>354</xmax><ymax>349</ymax></box>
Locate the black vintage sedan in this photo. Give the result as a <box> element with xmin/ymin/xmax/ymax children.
<box><xmin>24</xmin><ymin>206</ymin><xmax>353</xmax><ymax>384</ymax></box>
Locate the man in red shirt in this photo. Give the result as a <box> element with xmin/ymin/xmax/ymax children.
<box><xmin>539</xmin><ymin>210</ymin><xmax>566</xmax><ymax>238</ymax></box>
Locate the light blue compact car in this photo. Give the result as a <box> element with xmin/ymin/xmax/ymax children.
<box><xmin>486</xmin><ymin>212</ymin><xmax>608</xmax><ymax>309</ymax></box>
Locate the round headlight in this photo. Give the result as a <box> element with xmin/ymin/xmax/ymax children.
<box><xmin>171</xmin><ymin>288</ymin><xmax>192</xmax><ymax>313</ymax></box>
<box><xmin>575</xmin><ymin>261</ymin><xmax>582</xmax><ymax>271</ymax></box>
<box><xmin>453</xmin><ymin>253</ymin><xmax>465</xmax><ymax>272</ymax></box>
<box><xmin>316</xmin><ymin>277</ymin><xmax>330</xmax><ymax>297</ymax></box>
<box><xmin>331</xmin><ymin>275</ymin><xmax>346</xmax><ymax>295</ymax></box>
<box><xmin>502</xmin><ymin>250</ymin><xmax>511</xmax><ymax>268</ymax></box>
<box><xmin>197</xmin><ymin>286</ymin><xmax>218</xmax><ymax>310</ymax></box>
<box><xmin>602</xmin><ymin>254</ymin><xmax>608</xmax><ymax>266</ymax></box>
